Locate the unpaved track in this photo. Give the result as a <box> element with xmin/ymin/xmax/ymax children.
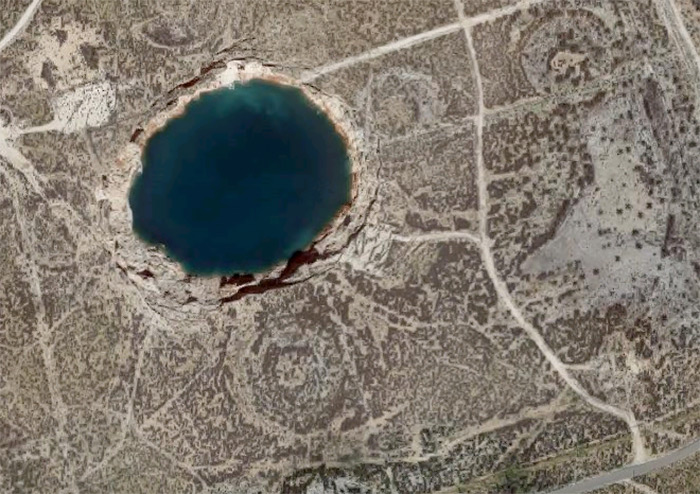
<box><xmin>455</xmin><ymin>0</ymin><xmax>647</xmax><ymax>465</ymax></box>
<box><xmin>1</xmin><ymin>0</ymin><xmax>697</xmax><ymax>490</ymax></box>
<box><xmin>655</xmin><ymin>0</ymin><xmax>700</xmax><ymax>81</ymax></box>
<box><xmin>301</xmin><ymin>22</ymin><xmax>462</xmax><ymax>82</ymax></box>
<box><xmin>302</xmin><ymin>0</ymin><xmax>548</xmax><ymax>82</ymax></box>
<box><xmin>0</xmin><ymin>0</ymin><xmax>43</xmax><ymax>53</ymax></box>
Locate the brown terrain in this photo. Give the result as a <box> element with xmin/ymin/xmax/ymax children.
<box><xmin>1</xmin><ymin>0</ymin><xmax>700</xmax><ymax>493</ymax></box>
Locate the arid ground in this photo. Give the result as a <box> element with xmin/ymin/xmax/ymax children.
<box><xmin>1</xmin><ymin>1</ymin><xmax>700</xmax><ymax>493</ymax></box>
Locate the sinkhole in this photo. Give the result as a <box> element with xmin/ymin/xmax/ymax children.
<box><xmin>128</xmin><ymin>79</ymin><xmax>352</xmax><ymax>276</ymax></box>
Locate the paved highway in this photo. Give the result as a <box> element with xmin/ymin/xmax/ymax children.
<box><xmin>546</xmin><ymin>438</ymin><xmax>700</xmax><ymax>493</ymax></box>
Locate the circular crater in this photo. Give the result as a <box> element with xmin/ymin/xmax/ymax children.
<box><xmin>244</xmin><ymin>323</ymin><xmax>350</xmax><ymax>434</ymax></box>
<box><xmin>139</xmin><ymin>17</ymin><xmax>197</xmax><ymax>48</ymax></box>
<box><xmin>519</xmin><ymin>10</ymin><xmax>613</xmax><ymax>93</ymax></box>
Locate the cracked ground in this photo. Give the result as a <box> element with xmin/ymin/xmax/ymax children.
<box><xmin>1</xmin><ymin>0</ymin><xmax>700</xmax><ymax>493</ymax></box>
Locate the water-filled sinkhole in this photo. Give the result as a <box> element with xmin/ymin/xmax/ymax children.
<box><xmin>128</xmin><ymin>79</ymin><xmax>352</xmax><ymax>275</ymax></box>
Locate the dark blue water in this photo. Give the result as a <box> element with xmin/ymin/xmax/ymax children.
<box><xmin>128</xmin><ymin>79</ymin><xmax>351</xmax><ymax>275</ymax></box>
